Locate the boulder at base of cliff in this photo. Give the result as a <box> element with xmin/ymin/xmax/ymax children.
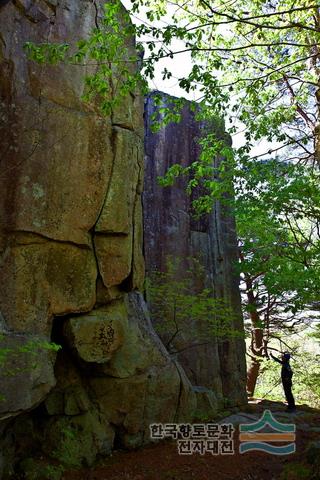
<box><xmin>0</xmin><ymin>333</ymin><xmax>57</xmax><ymax>420</ymax></box>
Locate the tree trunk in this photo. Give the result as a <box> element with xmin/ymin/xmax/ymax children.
<box><xmin>247</xmin><ymin>356</ymin><xmax>261</xmax><ymax>397</ymax></box>
<box><xmin>246</xmin><ymin>327</ymin><xmax>263</xmax><ymax>397</ymax></box>
<box><xmin>239</xmin><ymin>252</ymin><xmax>264</xmax><ymax>397</ymax></box>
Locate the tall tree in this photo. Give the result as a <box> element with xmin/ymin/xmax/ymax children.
<box><xmin>235</xmin><ymin>158</ymin><xmax>320</xmax><ymax>395</ymax></box>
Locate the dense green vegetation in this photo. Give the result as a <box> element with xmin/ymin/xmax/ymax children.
<box><xmin>255</xmin><ymin>335</ymin><xmax>320</xmax><ymax>408</ymax></box>
<box><xmin>146</xmin><ymin>256</ymin><xmax>244</xmax><ymax>354</ymax></box>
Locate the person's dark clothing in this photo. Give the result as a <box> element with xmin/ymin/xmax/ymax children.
<box><xmin>283</xmin><ymin>382</ymin><xmax>295</xmax><ymax>410</ymax></box>
<box><xmin>270</xmin><ymin>353</ymin><xmax>295</xmax><ymax>410</ymax></box>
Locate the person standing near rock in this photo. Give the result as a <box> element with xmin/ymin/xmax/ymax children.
<box><xmin>270</xmin><ymin>351</ymin><xmax>296</xmax><ymax>411</ymax></box>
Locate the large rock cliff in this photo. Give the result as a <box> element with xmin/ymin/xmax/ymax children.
<box><xmin>0</xmin><ymin>1</ymin><xmax>246</xmax><ymax>476</ymax></box>
<box><xmin>0</xmin><ymin>1</ymin><xmax>195</xmax><ymax>476</ymax></box>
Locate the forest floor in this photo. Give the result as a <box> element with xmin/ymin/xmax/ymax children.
<box><xmin>63</xmin><ymin>399</ymin><xmax>320</xmax><ymax>480</ymax></box>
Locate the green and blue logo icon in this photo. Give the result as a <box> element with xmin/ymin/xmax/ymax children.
<box><xmin>239</xmin><ymin>410</ymin><xmax>296</xmax><ymax>455</ymax></box>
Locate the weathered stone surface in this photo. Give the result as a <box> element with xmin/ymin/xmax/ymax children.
<box><xmin>21</xmin><ymin>1</ymin><xmax>103</xmax><ymax>112</ymax></box>
<box><xmin>93</xmin><ymin>126</ymin><xmax>145</xmax><ymax>289</ymax></box>
<box><xmin>44</xmin><ymin>391</ymin><xmax>64</xmax><ymax>417</ymax></box>
<box><xmin>96</xmin><ymin>279</ymin><xmax>124</xmax><ymax>305</ymax></box>
<box><xmin>64</xmin><ymin>301</ymin><xmax>127</xmax><ymax>363</ymax></box>
<box><xmin>90</xmin><ymin>294</ymin><xmax>196</xmax><ymax>448</ymax></box>
<box><xmin>192</xmin><ymin>386</ymin><xmax>221</xmax><ymax>421</ymax></box>
<box><xmin>0</xmin><ymin>241</ymin><xmax>97</xmax><ymax>335</ymax></box>
<box><xmin>63</xmin><ymin>385</ymin><xmax>90</xmax><ymax>416</ymax></box>
<box><xmin>112</xmin><ymin>88</ymin><xmax>144</xmax><ymax>136</ymax></box>
<box><xmin>0</xmin><ymin>415</ymin><xmax>37</xmax><ymax>480</ymax></box>
<box><xmin>43</xmin><ymin>410</ymin><xmax>114</xmax><ymax>468</ymax></box>
<box><xmin>0</xmin><ymin>334</ymin><xmax>56</xmax><ymax>420</ymax></box>
<box><xmin>94</xmin><ymin>234</ymin><xmax>133</xmax><ymax>289</ymax></box>
<box><xmin>173</xmin><ymin>360</ymin><xmax>197</xmax><ymax>423</ymax></box>
<box><xmin>44</xmin><ymin>350</ymin><xmax>91</xmax><ymax>417</ymax></box>
<box><xmin>41</xmin><ymin>354</ymin><xmax>114</xmax><ymax>462</ymax></box>
<box><xmin>144</xmin><ymin>91</ymin><xmax>247</xmax><ymax>406</ymax></box>
<box><xmin>131</xmin><ymin>195</ymin><xmax>145</xmax><ymax>290</ymax></box>
<box><xmin>0</xmin><ymin>95</ymin><xmax>112</xmax><ymax>247</ymax></box>
<box><xmin>108</xmin><ymin>5</ymin><xmax>144</xmax><ymax>136</ymax></box>
<box><xmin>211</xmin><ymin>199</ymin><xmax>248</xmax><ymax>406</ymax></box>
<box><xmin>90</xmin><ymin>365</ymin><xmax>179</xmax><ymax>449</ymax></box>
<box><xmin>99</xmin><ymin>293</ymin><xmax>168</xmax><ymax>378</ymax></box>
<box><xmin>95</xmin><ymin>128</ymin><xmax>142</xmax><ymax>235</ymax></box>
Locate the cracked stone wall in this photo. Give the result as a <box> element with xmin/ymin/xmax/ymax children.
<box><xmin>0</xmin><ymin>1</ymin><xmax>195</xmax><ymax>476</ymax></box>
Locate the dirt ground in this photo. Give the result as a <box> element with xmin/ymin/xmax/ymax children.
<box><xmin>63</xmin><ymin>400</ymin><xmax>320</xmax><ymax>480</ymax></box>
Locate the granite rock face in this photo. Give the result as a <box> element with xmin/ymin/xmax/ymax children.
<box><xmin>0</xmin><ymin>1</ymin><xmax>194</xmax><ymax>475</ymax></box>
<box><xmin>0</xmin><ymin>0</ymin><xmax>145</xmax><ymax>413</ymax></box>
<box><xmin>144</xmin><ymin>91</ymin><xmax>247</xmax><ymax>407</ymax></box>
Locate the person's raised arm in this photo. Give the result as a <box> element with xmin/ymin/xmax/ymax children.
<box><xmin>270</xmin><ymin>352</ymin><xmax>283</xmax><ymax>364</ymax></box>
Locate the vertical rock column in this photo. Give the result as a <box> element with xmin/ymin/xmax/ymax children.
<box><xmin>143</xmin><ymin>91</ymin><xmax>247</xmax><ymax>407</ymax></box>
